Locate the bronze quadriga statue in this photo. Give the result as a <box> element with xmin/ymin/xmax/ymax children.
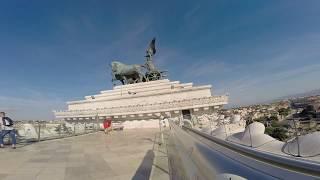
<box><xmin>111</xmin><ymin>38</ymin><xmax>166</xmax><ymax>85</ymax></box>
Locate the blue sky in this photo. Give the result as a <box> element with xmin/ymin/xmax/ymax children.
<box><xmin>1</xmin><ymin>1</ymin><xmax>320</xmax><ymax>120</ymax></box>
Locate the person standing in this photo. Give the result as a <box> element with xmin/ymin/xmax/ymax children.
<box><xmin>0</xmin><ymin>112</ymin><xmax>16</xmax><ymax>149</ymax></box>
<box><xmin>103</xmin><ymin>118</ymin><xmax>112</xmax><ymax>134</ymax></box>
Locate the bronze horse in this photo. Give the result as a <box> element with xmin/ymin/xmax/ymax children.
<box><xmin>111</xmin><ymin>61</ymin><xmax>145</xmax><ymax>85</ymax></box>
<box><xmin>110</xmin><ymin>38</ymin><xmax>164</xmax><ymax>85</ymax></box>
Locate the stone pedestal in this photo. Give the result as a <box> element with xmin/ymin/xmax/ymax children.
<box><xmin>54</xmin><ymin>79</ymin><xmax>228</xmax><ymax>129</ymax></box>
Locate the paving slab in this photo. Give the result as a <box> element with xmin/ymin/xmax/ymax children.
<box><xmin>0</xmin><ymin>129</ymin><xmax>169</xmax><ymax>180</ymax></box>
<box><xmin>150</xmin><ymin>130</ymin><xmax>170</xmax><ymax>180</ymax></box>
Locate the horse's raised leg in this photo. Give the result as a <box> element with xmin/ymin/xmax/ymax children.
<box><xmin>122</xmin><ymin>76</ymin><xmax>128</xmax><ymax>85</ymax></box>
<box><xmin>139</xmin><ymin>74</ymin><xmax>145</xmax><ymax>83</ymax></box>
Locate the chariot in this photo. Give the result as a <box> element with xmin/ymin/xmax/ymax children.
<box><xmin>111</xmin><ymin>38</ymin><xmax>167</xmax><ymax>85</ymax></box>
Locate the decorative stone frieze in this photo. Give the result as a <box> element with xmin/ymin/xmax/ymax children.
<box><xmin>54</xmin><ymin>79</ymin><xmax>228</xmax><ymax>120</ymax></box>
<box><xmin>55</xmin><ymin>96</ymin><xmax>228</xmax><ymax>118</ymax></box>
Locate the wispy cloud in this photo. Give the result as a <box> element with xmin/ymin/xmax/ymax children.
<box><xmin>0</xmin><ymin>16</ymin><xmax>154</xmax><ymax>120</ymax></box>
<box><xmin>184</xmin><ymin>5</ymin><xmax>201</xmax><ymax>20</ymax></box>
<box><xmin>91</xmin><ymin>17</ymin><xmax>153</xmax><ymax>64</ymax></box>
<box><xmin>184</xmin><ymin>60</ymin><xmax>240</xmax><ymax>78</ymax></box>
<box><xmin>1</xmin><ymin>0</ymin><xmax>320</xmax><ymax>118</ymax></box>
<box><xmin>0</xmin><ymin>90</ymin><xmax>65</xmax><ymax>121</ymax></box>
<box><xmin>181</xmin><ymin>33</ymin><xmax>320</xmax><ymax>105</ymax></box>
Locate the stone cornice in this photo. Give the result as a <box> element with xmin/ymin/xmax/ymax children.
<box><xmin>113</xmin><ymin>80</ymin><xmax>179</xmax><ymax>91</ymax></box>
<box><xmin>67</xmin><ymin>85</ymin><xmax>212</xmax><ymax>105</ymax></box>
<box><xmin>99</xmin><ymin>80</ymin><xmax>174</xmax><ymax>95</ymax></box>
<box><xmin>56</xmin><ymin>96</ymin><xmax>228</xmax><ymax>118</ymax></box>
<box><xmin>113</xmin><ymin>79</ymin><xmax>170</xmax><ymax>89</ymax></box>
<box><xmin>86</xmin><ymin>82</ymin><xmax>192</xmax><ymax>99</ymax></box>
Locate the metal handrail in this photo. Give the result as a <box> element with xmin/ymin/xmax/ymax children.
<box><xmin>168</xmin><ymin>119</ymin><xmax>320</xmax><ymax>179</ymax></box>
<box><xmin>1</xmin><ymin>121</ymin><xmax>102</xmax><ymax>145</ymax></box>
<box><xmin>194</xmin><ymin>115</ymin><xmax>317</xmax><ymax>158</ymax></box>
<box><xmin>182</xmin><ymin>125</ymin><xmax>320</xmax><ymax>177</ymax></box>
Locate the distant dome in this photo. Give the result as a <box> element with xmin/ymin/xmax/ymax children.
<box><xmin>283</xmin><ymin>131</ymin><xmax>320</xmax><ymax>157</ymax></box>
<box><xmin>182</xmin><ymin>119</ymin><xmax>193</xmax><ymax>128</ymax></box>
<box><xmin>210</xmin><ymin>126</ymin><xmax>230</xmax><ymax>139</ymax></box>
<box><xmin>243</xmin><ymin>122</ymin><xmax>265</xmax><ymax>136</ymax></box>
<box><xmin>211</xmin><ymin>127</ymin><xmax>226</xmax><ymax>136</ymax></box>
<box><xmin>231</xmin><ymin>114</ymin><xmax>241</xmax><ymax>123</ymax></box>
<box><xmin>228</xmin><ymin>122</ymin><xmax>276</xmax><ymax>147</ymax></box>
<box><xmin>201</xmin><ymin>126</ymin><xmax>212</xmax><ymax>134</ymax></box>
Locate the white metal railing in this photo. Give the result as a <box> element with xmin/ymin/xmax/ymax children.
<box><xmin>2</xmin><ymin>121</ymin><xmax>101</xmax><ymax>145</ymax></box>
<box><xmin>168</xmin><ymin>120</ymin><xmax>320</xmax><ymax>179</ymax></box>
<box><xmin>192</xmin><ymin>115</ymin><xmax>320</xmax><ymax>158</ymax></box>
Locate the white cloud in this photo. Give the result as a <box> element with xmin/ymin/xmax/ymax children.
<box><xmin>215</xmin><ymin>60</ymin><xmax>320</xmax><ymax>106</ymax></box>
<box><xmin>0</xmin><ymin>19</ymin><xmax>154</xmax><ymax>120</ymax></box>
<box><xmin>184</xmin><ymin>5</ymin><xmax>201</xmax><ymax>20</ymax></box>
<box><xmin>0</xmin><ymin>92</ymin><xmax>65</xmax><ymax>121</ymax></box>
<box><xmin>182</xmin><ymin>33</ymin><xmax>320</xmax><ymax>106</ymax></box>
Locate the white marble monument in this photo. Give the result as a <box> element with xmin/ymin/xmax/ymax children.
<box><xmin>54</xmin><ymin>79</ymin><xmax>228</xmax><ymax>129</ymax></box>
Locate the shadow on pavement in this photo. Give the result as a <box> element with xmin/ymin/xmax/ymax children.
<box><xmin>132</xmin><ymin>150</ymin><xmax>155</xmax><ymax>180</ymax></box>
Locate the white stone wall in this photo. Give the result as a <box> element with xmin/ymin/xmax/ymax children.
<box><xmin>68</xmin><ymin>86</ymin><xmax>211</xmax><ymax>110</ymax></box>
<box><xmin>68</xmin><ymin>80</ymin><xmax>211</xmax><ymax>111</ymax></box>
<box><xmin>93</xmin><ymin>80</ymin><xmax>184</xmax><ymax>99</ymax></box>
<box><xmin>122</xmin><ymin>119</ymin><xmax>159</xmax><ymax>129</ymax></box>
<box><xmin>55</xmin><ymin>96</ymin><xmax>227</xmax><ymax>118</ymax></box>
<box><xmin>55</xmin><ymin>79</ymin><xmax>228</xmax><ymax>121</ymax></box>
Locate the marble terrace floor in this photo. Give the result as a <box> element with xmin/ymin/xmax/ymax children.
<box><xmin>0</xmin><ymin>129</ymin><xmax>169</xmax><ymax>180</ymax></box>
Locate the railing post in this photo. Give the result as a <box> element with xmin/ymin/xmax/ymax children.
<box><xmin>159</xmin><ymin>118</ymin><xmax>164</xmax><ymax>145</ymax></box>
<box><xmin>59</xmin><ymin>121</ymin><xmax>62</xmax><ymax>136</ymax></box>
<box><xmin>73</xmin><ymin>124</ymin><xmax>76</xmax><ymax>135</ymax></box>
<box><xmin>248</xmin><ymin>123</ymin><xmax>253</xmax><ymax>147</ymax></box>
<box><xmin>96</xmin><ymin>114</ymin><xmax>99</xmax><ymax>132</ymax></box>
<box><xmin>209</xmin><ymin>117</ymin><xmax>213</xmax><ymax>135</ymax></box>
<box><xmin>293</xmin><ymin>120</ymin><xmax>301</xmax><ymax>157</ymax></box>
<box><xmin>38</xmin><ymin>121</ymin><xmax>41</xmax><ymax>142</ymax></box>
<box><xmin>223</xmin><ymin>117</ymin><xmax>228</xmax><ymax>138</ymax></box>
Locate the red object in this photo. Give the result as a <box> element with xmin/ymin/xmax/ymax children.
<box><xmin>103</xmin><ymin>118</ymin><xmax>112</xmax><ymax>129</ymax></box>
